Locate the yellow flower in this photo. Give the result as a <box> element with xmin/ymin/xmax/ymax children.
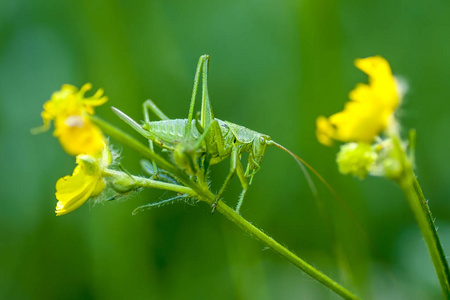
<box><xmin>55</xmin><ymin>146</ymin><xmax>111</xmax><ymax>216</ymax></box>
<box><xmin>316</xmin><ymin>56</ymin><xmax>399</xmax><ymax>146</ymax></box>
<box><xmin>34</xmin><ymin>83</ymin><xmax>108</xmax><ymax>155</ymax></box>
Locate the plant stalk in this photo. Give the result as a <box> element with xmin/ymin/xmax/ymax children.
<box><xmin>215</xmin><ymin>200</ymin><xmax>359</xmax><ymax>299</ymax></box>
<box><xmin>393</xmin><ymin>138</ymin><xmax>450</xmax><ymax>298</ymax></box>
<box><xmin>103</xmin><ymin>169</ymin><xmax>196</xmax><ymax>196</ymax></box>
<box><xmin>92</xmin><ymin>115</ymin><xmax>359</xmax><ymax>300</ymax></box>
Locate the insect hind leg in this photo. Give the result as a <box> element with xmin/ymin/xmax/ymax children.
<box><xmin>186</xmin><ymin>55</ymin><xmax>209</xmax><ymax>137</ymax></box>
<box><xmin>143</xmin><ymin>99</ymin><xmax>169</xmax><ymax>121</ymax></box>
<box><xmin>142</xmin><ymin>99</ymin><xmax>170</xmax><ymax>179</ymax></box>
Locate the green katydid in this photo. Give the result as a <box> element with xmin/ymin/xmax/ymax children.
<box><xmin>112</xmin><ymin>55</ymin><xmax>320</xmax><ymax>213</ymax></box>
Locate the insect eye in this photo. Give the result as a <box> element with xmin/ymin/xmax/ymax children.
<box><xmin>260</xmin><ymin>136</ymin><xmax>266</xmax><ymax>144</ymax></box>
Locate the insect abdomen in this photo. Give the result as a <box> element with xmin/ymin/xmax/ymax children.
<box><xmin>143</xmin><ymin>119</ymin><xmax>201</xmax><ymax>149</ymax></box>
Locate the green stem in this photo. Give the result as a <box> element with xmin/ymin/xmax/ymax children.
<box><xmin>393</xmin><ymin>138</ymin><xmax>450</xmax><ymax>298</ymax></box>
<box><xmin>215</xmin><ymin>201</ymin><xmax>359</xmax><ymax>299</ymax></box>
<box><xmin>93</xmin><ymin>115</ymin><xmax>359</xmax><ymax>300</ymax></box>
<box><xmin>103</xmin><ymin>169</ymin><xmax>196</xmax><ymax>196</ymax></box>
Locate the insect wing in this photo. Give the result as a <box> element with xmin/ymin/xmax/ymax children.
<box><xmin>223</xmin><ymin>120</ymin><xmax>258</xmax><ymax>144</ymax></box>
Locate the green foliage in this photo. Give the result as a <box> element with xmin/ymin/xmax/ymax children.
<box><xmin>2</xmin><ymin>0</ymin><xmax>450</xmax><ymax>299</ymax></box>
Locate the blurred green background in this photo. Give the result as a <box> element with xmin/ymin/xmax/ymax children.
<box><xmin>2</xmin><ymin>0</ymin><xmax>450</xmax><ymax>299</ymax></box>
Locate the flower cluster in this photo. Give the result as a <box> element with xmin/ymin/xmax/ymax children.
<box><xmin>315</xmin><ymin>57</ymin><xmax>450</xmax><ymax>297</ymax></box>
<box><xmin>36</xmin><ymin>83</ymin><xmax>191</xmax><ymax>216</ymax></box>
<box><xmin>316</xmin><ymin>56</ymin><xmax>407</xmax><ymax>180</ymax></box>
<box><xmin>35</xmin><ymin>84</ymin><xmax>114</xmax><ymax>215</ymax></box>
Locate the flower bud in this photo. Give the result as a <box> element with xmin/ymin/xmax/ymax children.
<box><xmin>336</xmin><ymin>143</ymin><xmax>377</xmax><ymax>179</ymax></box>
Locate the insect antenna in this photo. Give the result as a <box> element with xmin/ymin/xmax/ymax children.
<box><xmin>267</xmin><ymin>140</ymin><xmax>320</xmax><ymax>198</ymax></box>
<box><xmin>268</xmin><ymin>140</ymin><xmax>379</xmax><ymax>255</ymax></box>
<box><xmin>268</xmin><ymin>140</ymin><xmax>360</xmax><ymax>217</ymax></box>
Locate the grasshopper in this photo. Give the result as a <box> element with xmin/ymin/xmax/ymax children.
<box><xmin>113</xmin><ymin>55</ymin><xmax>317</xmax><ymax>213</ymax></box>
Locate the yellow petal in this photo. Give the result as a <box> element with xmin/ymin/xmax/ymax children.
<box><xmin>55</xmin><ymin>166</ymin><xmax>98</xmax><ymax>216</ymax></box>
<box><xmin>55</xmin><ymin>116</ymin><xmax>106</xmax><ymax>156</ymax></box>
<box><xmin>79</xmin><ymin>83</ymin><xmax>93</xmax><ymax>95</ymax></box>
<box><xmin>354</xmin><ymin>56</ymin><xmax>391</xmax><ymax>82</ymax></box>
<box><xmin>316</xmin><ymin>56</ymin><xmax>399</xmax><ymax>145</ymax></box>
<box><xmin>60</xmin><ymin>84</ymin><xmax>78</xmax><ymax>94</ymax></box>
<box><xmin>316</xmin><ymin>116</ymin><xmax>335</xmax><ymax>146</ymax></box>
<box><xmin>354</xmin><ymin>56</ymin><xmax>398</xmax><ymax>109</ymax></box>
<box><xmin>91</xmin><ymin>179</ymin><xmax>106</xmax><ymax>197</ymax></box>
<box><xmin>86</xmin><ymin>96</ymin><xmax>108</xmax><ymax>108</ymax></box>
<box><xmin>348</xmin><ymin>83</ymin><xmax>374</xmax><ymax>103</ymax></box>
<box><xmin>330</xmin><ymin>99</ymin><xmax>385</xmax><ymax>143</ymax></box>
<box><xmin>54</xmin><ymin>147</ymin><xmax>110</xmax><ymax>216</ymax></box>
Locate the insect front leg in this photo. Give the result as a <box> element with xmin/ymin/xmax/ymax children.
<box><xmin>142</xmin><ymin>99</ymin><xmax>170</xmax><ymax>179</ymax></box>
<box><xmin>234</xmin><ymin>158</ymin><xmax>249</xmax><ymax>213</ymax></box>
